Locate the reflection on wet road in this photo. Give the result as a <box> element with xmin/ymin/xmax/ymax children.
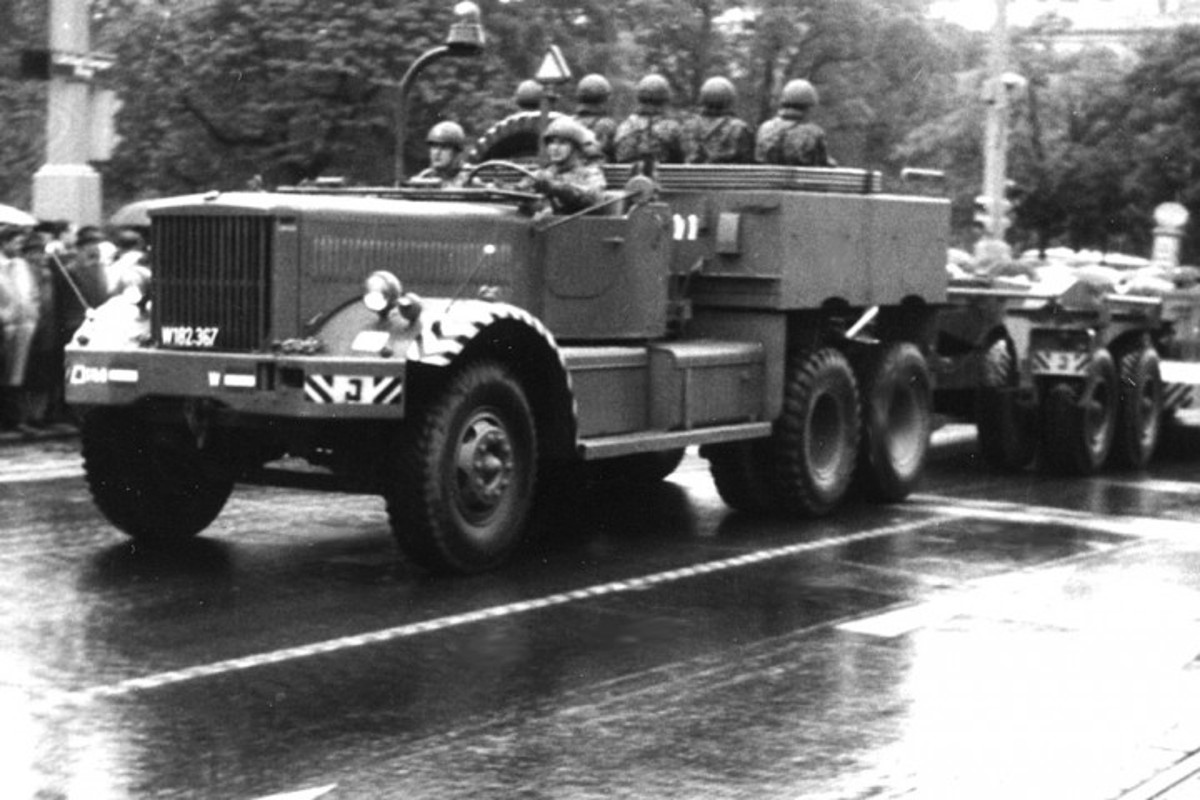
<box><xmin>3</xmin><ymin>430</ymin><xmax>1200</xmax><ymax>799</ymax></box>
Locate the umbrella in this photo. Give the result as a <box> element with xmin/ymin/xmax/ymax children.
<box><xmin>0</xmin><ymin>204</ymin><xmax>37</xmax><ymax>227</ymax></box>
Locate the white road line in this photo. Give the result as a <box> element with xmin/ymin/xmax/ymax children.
<box><xmin>69</xmin><ymin>515</ymin><xmax>947</xmax><ymax>703</ymax></box>
<box><xmin>0</xmin><ymin>463</ymin><xmax>84</xmax><ymax>484</ymax></box>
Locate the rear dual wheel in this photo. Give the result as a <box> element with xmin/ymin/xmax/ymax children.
<box><xmin>854</xmin><ymin>342</ymin><xmax>933</xmax><ymax>502</ymax></box>
<box><xmin>706</xmin><ymin>347</ymin><xmax>860</xmax><ymax>517</ymax></box>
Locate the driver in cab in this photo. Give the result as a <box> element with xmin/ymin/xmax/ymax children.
<box><xmin>523</xmin><ymin>117</ymin><xmax>606</xmax><ymax>216</ymax></box>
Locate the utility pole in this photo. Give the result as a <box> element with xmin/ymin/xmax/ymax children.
<box><xmin>31</xmin><ymin>0</ymin><xmax>103</xmax><ymax>226</ymax></box>
<box><xmin>981</xmin><ymin>0</ymin><xmax>1011</xmax><ymax>253</ymax></box>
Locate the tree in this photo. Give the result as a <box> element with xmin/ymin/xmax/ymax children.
<box><xmin>0</xmin><ymin>1</ymin><xmax>47</xmax><ymax>210</ymax></box>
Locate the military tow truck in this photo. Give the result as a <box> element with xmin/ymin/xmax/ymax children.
<box><xmin>66</xmin><ymin>159</ymin><xmax>949</xmax><ymax>573</ymax></box>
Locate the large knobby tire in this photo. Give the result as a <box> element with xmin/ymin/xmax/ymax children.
<box><xmin>975</xmin><ymin>337</ymin><xmax>1037</xmax><ymax>471</ymax></box>
<box><xmin>387</xmin><ymin>361</ymin><xmax>537</xmax><ymax>574</ymax></box>
<box><xmin>81</xmin><ymin>407</ymin><xmax>234</xmax><ymax>544</ymax></box>
<box><xmin>1039</xmin><ymin>349</ymin><xmax>1119</xmax><ymax>475</ymax></box>
<box><xmin>466</xmin><ymin>111</ymin><xmax>563</xmax><ymax>164</ymax></box>
<box><xmin>1110</xmin><ymin>343</ymin><xmax>1163</xmax><ymax>469</ymax></box>
<box><xmin>770</xmin><ymin>347</ymin><xmax>861</xmax><ymax>516</ymax></box>
<box><xmin>855</xmin><ymin>342</ymin><xmax>933</xmax><ymax>502</ymax></box>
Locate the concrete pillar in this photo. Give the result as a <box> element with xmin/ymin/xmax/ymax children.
<box><xmin>32</xmin><ymin>0</ymin><xmax>102</xmax><ymax>226</ymax></box>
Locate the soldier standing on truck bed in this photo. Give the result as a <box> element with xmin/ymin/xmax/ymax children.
<box><xmin>573</xmin><ymin>73</ymin><xmax>617</xmax><ymax>163</ymax></box>
<box><xmin>613</xmin><ymin>73</ymin><xmax>685</xmax><ymax>165</ymax></box>
<box><xmin>513</xmin><ymin>79</ymin><xmax>545</xmax><ymax>112</ymax></box>
<box><xmin>411</xmin><ymin>121</ymin><xmax>470</xmax><ymax>188</ymax></box>
<box><xmin>522</xmin><ymin>117</ymin><xmax>606</xmax><ymax>216</ymax></box>
<box><xmin>682</xmin><ymin>76</ymin><xmax>754</xmax><ymax>165</ymax></box>
<box><xmin>755</xmin><ymin>79</ymin><xmax>832</xmax><ymax>167</ymax></box>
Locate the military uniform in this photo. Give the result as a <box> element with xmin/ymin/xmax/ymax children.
<box><xmin>529</xmin><ymin>161</ymin><xmax>606</xmax><ymax>215</ymax></box>
<box><xmin>755</xmin><ymin>115</ymin><xmax>831</xmax><ymax>167</ymax></box>
<box><xmin>574</xmin><ymin>106</ymin><xmax>618</xmax><ymax>163</ymax></box>
<box><xmin>614</xmin><ymin>112</ymin><xmax>685</xmax><ymax>164</ymax></box>
<box><xmin>682</xmin><ymin>113</ymin><xmax>754</xmax><ymax>164</ymax></box>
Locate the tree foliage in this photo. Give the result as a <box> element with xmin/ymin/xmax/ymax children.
<box><xmin>0</xmin><ymin>0</ymin><xmax>1196</xmax><ymax>263</ymax></box>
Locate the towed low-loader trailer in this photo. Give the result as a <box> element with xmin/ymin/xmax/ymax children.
<box><xmin>67</xmin><ymin>163</ymin><xmax>949</xmax><ymax>573</ymax></box>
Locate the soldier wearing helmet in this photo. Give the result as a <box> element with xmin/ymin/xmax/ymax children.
<box><xmin>755</xmin><ymin>79</ymin><xmax>831</xmax><ymax>167</ymax></box>
<box><xmin>521</xmin><ymin>117</ymin><xmax>606</xmax><ymax>216</ymax></box>
<box><xmin>573</xmin><ymin>73</ymin><xmax>617</xmax><ymax>163</ymax></box>
<box><xmin>412</xmin><ymin>120</ymin><xmax>470</xmax><ymax>187</ymax></box>
<box><xmin>613</xmin><ymin>73</ymin><xmax>684</xmax><ymax>165</ymax></box>
<box><xmin>681</xmin><ymin>76</ymin><xmax>754</xmax><ymax>164</ymax></box>
<box><xmin>514</xmin><ymin>79</ymin><xmax>545</xmax><ymax>112</ymax></box>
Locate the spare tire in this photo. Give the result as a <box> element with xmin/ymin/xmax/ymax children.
<box><xmin>467</xmin><ymin>111</ymin><xmax>563</xmax><ymax>164</ymax></box>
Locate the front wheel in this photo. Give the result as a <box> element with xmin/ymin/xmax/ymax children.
<box><xmin>387</xmin><ymin>361</ymin><xmax>537</xmax><ymax>574</ymax></box>
<box><xmin>81</xmin><ymin>407</ymin><xmax>234</xmax><ymax>543</ymax></box>
<box><xmin>1039</xmin><ymin>349</ymin><xmax>1118</xmax><ymax>475</ymax></box>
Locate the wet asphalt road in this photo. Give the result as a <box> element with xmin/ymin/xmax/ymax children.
<box><xmin>4</xmin><ymin>425</ymin><xmax>1200</xmax><ymax>800</ymax></box>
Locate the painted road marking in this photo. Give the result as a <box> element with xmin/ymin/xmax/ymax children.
<box><xmin>0</xmin><ymin>461</ymin><xmax>84</xmax><ymax>484</ymax></box>
<box><xmin>69</xmin><ymin>515</ymin><xmax>949</xmax><ymax>702</ymax></box>
<box><xmin>66</xmin><ymin>489</ymin><xmax>1193</xmax><ymax>702</ymax></box>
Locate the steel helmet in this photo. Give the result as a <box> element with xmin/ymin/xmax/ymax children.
<box><xmin>699</xmin><ymin>76</ymin><xmax>736</xmax><ymax>112</ymax></box>
<box><xmin>635</xmin><ymin>73</ymin><xmax>671</xmax><ymax>106</ymax></box>
<box><xmin>779</xmin><ymin>79</ymin><xmax>819</xmax><ymax>110</ymax></box>
<box><xmin>542</xmin><ymin>116</ymin><xmax>589</xmax><ymax>149</ymax></box>
<box><xmin>514</xmin><ymin>79</ymin><xmax>544</xmax><ymax>110</ymax></box>
<box><xmin>576</xmin><ymin>73</ymin><xmax>612</xmax><ymax>104</ymax></box>
<box><xmin>426</xmin><ymin>120</ymin><xmax>466</xmax><ymax>149</ymax></box>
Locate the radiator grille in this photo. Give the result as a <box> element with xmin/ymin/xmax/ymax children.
<box><xmin>152</xmin><ymin>215</ymin><xmax>273</xmax><ymax>352</ymax></box>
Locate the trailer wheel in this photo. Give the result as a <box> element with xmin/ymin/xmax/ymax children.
<box><xmin>976</xmin><ymin>338</ymin><xmax>1036</xmax><ymax>471</ymax></box>
<box><xmin>387</xmin><ymin>361</ymin><xmax>537</xmax><ymax>574</ymax></box>
<box><xmin>771</xmin><ymin>347</ymin><xmax>861</xmax><ymax>516</ymax></box>
<box><xmin>855</xmin><ymin>342</ymin><xmax>933</xmax><ymax>501</ymax></box>
<box><xmin>1111</xmin><ymin>343</ymin><xmax>1163</xmax><ymax>469</ymax></box>
<box><xmin>1039</xmin><ymin>350</ymin><xmax>1118</xmax><ymax>475</ymax></box>
<box><xmin>81</xmin><ymin>408</ymin><xmax>233</xmax><ymax>543</ymax></box>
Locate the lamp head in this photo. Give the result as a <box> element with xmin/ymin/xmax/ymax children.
<box><xmin>446</xmin><ymin>1</ymin><xmax>485</xmax><ymax>54</ymax></box>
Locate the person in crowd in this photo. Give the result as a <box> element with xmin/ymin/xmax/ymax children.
<box><xmin>107</xmin><ymin>227</ymin><xmax>149</xmax><ymax>295</ymax></box>
<box><xmin>613</xmin><ymin>73</ymin><xmax>685</xmax><ymax>165</ymax></box>
<box><xmin>755</xmin><ymin>78</ymin><xmax>832</xmax><ymax>167</ymax></box>
<box><xmin>522</xmin><ymin>117</ymin><xmax>606</xmax><ymax>216</ymax></box>
<box><xmin>682</xmin><ymin>76</ymin><xmax>755</xmax><ymax>165</ymax></box>
<box><xmin>17</xmin><ymin>229</ymin><xmax>56</xmax><ymax>428</ymax></box>
<box><xmin>573</xmin><ymin>73</ymin><xmax>618</xmax><ymax>163</ymax></box>
<box><xmin>70</xmin><ymin>226</ymin><xmax>116</xmax><ymax>311</ymax></box>
<box><xmin>0</xmin><ymin>226</ymin><xmax>41</xmax><ymax>432</ymax></box>
<box><xmin>411</xmin><ymin>121</ymin><xmax>470</xmax><ymax>188</ymax></box>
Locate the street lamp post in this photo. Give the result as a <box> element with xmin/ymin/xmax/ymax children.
<box><xmin>392</xmin><ymin>1</ymin><xmax>485</xmax><ymax>185</ymax></box>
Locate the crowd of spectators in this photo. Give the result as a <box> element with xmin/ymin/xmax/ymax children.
<box><xmin>0</xmin><ymin>220</ymin><xmax>146</xmax><ymax>436</ymax></box>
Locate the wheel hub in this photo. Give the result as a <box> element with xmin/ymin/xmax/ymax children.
<box><xmin>456</xmin><ymin>415</ymin><xmax>514</xmax><ymax>517</ymax></box>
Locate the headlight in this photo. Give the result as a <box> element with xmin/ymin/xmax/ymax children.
<box><xmin>363</xmin><ymin>270</ymin><xmax>403</xmax><ymax>315</ymax></box>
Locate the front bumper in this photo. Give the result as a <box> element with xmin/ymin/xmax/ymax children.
<box><xmin>64</xmin><ymin>348</ymin><xmax>408</xmax><ymax>420</ymax></box>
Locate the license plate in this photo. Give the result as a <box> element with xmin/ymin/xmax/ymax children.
<box><xmin>1032</xmin><ymin>349</ymin><xmax>1090</xmax><ymax>376</ymax></box>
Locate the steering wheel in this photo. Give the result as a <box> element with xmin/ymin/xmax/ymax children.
<box><xmin>465</xmin><ymin>159</ymin><xmax>540</xmax><ymax>188</ymax></box>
